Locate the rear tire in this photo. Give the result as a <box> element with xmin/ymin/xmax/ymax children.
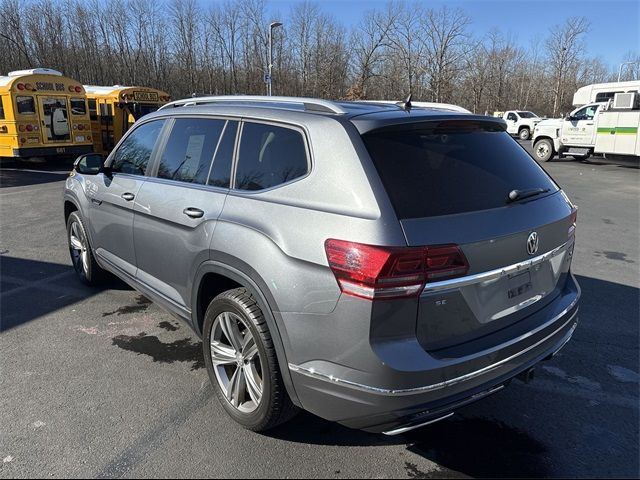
<box><xmin>203</xmin><ymin>288</ymin><xmax>298</xmax><ymax>431</ymax></box>
<box><xmin>518</xmin><ymin>127</ymin><xmax>531</xmax><ymax>141</ymax></box>
<box><xmin>66</xmin><ymin>211</ymin><xmax>105</xmax><ymax>285</ymax></box>
<box><xmin>533</xmin><ymin>139</ymin><xmax>554</xmax><ymax>162</ymax></box>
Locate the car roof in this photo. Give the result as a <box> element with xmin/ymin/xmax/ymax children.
<box><xmin>143</xmin><ymin>96</ymin><xmax>504</xmax><ymax>134</ymax></box>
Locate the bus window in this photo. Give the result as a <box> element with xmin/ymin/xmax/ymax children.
<box><xmin>71</xmin><ymin>98</ymin><xmax>87</xmax><ymax>116</ymax></box>
<box><xmin>0</xmin><ymin>96</ymin><xmax>5</xmax><ymax>119</ymax></box>
<box><xmin>17</xmin><ymin>96</ymin><xmax>36</xmax><ymax>115</ymax></box>
<box><xmin>88</xmin><ymin>99</ymin><xmax>97</xmax><ymax>121</ymax></box>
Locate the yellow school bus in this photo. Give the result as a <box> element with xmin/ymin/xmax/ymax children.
<box><xmin>84</xmin><ymin>85</ymin><xmax>171</xmax><ymax>153</ymax></box>
<box><xmin>0</xmin><ymin>69</ymin><xmax>93</xmax><ymax>159</ymax></box>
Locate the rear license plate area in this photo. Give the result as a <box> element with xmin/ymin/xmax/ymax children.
<box><xmin>507</xmin><ymin>270</ymin><xmax>532</xmax><ymax>299</ymax></box>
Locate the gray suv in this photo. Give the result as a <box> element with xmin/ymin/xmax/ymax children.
<box><xmin>63</xmin><ymin>96</ymin><xmax>580</xmax><ymax>435</ymax></box>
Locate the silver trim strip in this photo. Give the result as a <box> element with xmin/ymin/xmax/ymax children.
<box><xmin>422</xmin><ymin>242</ymin><xmax>569</xmax><ymax>294</ymax></box>
<box><xmin>289</xmin><ymin>308</ymin><xmax>578</xmax><ymax>397</ymax></box>
<box><xmin>383</xmin><ymin>413</ymin><xmax>455</xmax><ymax>436</ymax></box>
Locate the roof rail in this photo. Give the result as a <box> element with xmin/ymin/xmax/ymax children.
<box><xmin>157</xmin><ymin>95</ymin><xmax>348</xmax><ymax>114</ymax></box>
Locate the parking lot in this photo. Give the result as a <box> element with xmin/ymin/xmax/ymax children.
<box><xmin>1</xmin><ymin>144</ymin><xmax>638</xmax><ymax>478</ymax></box>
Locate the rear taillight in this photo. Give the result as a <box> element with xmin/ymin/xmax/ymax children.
<box><xmin>325</xmin><ymin>239</ymin><xmax>469</xmax><ymax>300</ymax></box>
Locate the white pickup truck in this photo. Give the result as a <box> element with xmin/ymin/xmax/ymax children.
<box><xmin>532</xmin><ymin>94</ymin><xmax>640</xmax><ymax>162</ymax></box>
<box><xmin>498</xmin><ymin>111</ymin><xmax>543</xmax><ymax>140</ymax></box>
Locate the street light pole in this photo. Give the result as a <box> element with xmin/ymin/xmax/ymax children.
<box><xmin>268</xmin><ymin>21</ymin><xmax>282</xmax><ymax>96</ymax></box>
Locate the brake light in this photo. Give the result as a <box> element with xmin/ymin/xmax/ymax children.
<box><xmin>75</xmin><ymin>86</ymin><xmax>82</xmax><ymax>93</ymax></box>
<box><xmin>325</xmin><ymin>239</ymin><xmax>469</xmax><ymax>300</ymax></box>
<box><xmin>17</xmin><ymin>83</ymin><xmax>25</xmax><ymax>91</ymax></box>
<box><xmin>18</xmin><ymin>125</ymin><xmax>25</xmax><ymax>132</ymax></box>
<box><xmin>78</xmin><ymin>124</ymin><xmax>84</xmax><ymax>130</ymax></box>
<box><xmin>25</xmin><ymin>124</ymin><xmax>33</xmax><ymax>132</ymax></box>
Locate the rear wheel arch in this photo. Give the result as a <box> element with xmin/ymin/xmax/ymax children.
<box><xmin>192</xmin><ymin>260</ymin><xmax>301</xmax><ymax>407</ymax></box>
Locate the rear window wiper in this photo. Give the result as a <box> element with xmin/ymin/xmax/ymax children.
<box><xmin>507</xmin><ymin>187</ymin><xmax>550</xmax><ymax>203</ymax></box>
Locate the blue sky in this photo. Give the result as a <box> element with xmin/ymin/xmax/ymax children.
<box><xmin>263</xmin><ymin>0</ymin><xmax>639</xmax><ymax>69</ymax></box>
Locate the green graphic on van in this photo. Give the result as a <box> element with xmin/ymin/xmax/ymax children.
<box><xmin>597</xmin><ymin>127</ymin><xmax>638</xmax><ymax>135</ymax></box>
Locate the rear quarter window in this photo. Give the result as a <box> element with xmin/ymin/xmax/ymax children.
<box><xmin>235</xmin><ymin>122</ymin><xmax>308</xmax><ymax>191</ymax></box>
<box><xmin>362</xmin><ymin>121</ymin><xmax>558</xmax><ymax>219</ymax></box>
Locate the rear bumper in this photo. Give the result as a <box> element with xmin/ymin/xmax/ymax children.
<box><xmin>288</xmin><ymin>273</ymin><xmax>580</xmax><ymax>434</ymax></box>
<box><xmin>12</xmin><ymin>145</ymin><xmax>93</xmax><ymax>157</ymax></box>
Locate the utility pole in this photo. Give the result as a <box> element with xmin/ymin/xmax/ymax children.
<box><xmin>267</xmin><ymin>21</ymin><xmax>283</xmax><ymax>96</ymax></box>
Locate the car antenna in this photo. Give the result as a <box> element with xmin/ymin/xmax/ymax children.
<box><xmin>396</xmin><ymin>93</ymin><xmax>412</xmax><ymax>112</ymax></box>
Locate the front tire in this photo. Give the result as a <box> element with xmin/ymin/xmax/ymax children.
<box><xmin>67</xmin><ymin>211</ymin><xmax>105</xmax><ymax>285</ymax></box>
<box><xmin>203</xmin><ymin>288</ymin><xmax>297</xmax><ymax>431</ymax></box>
<box><xmin>518</xmin><ymin>127</ymin><xmax>531</xmax><ymax>141</ymax></box>
<box><xmin>534</xmin><ymin>138</ymin><xmax>554</xmax><ymax>162</ymax></box>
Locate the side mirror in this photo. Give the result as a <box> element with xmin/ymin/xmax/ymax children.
<box><xmin>564</xmin><ymin>115</ymin><xmax>573</xmax><ymax>121</ymax></box>
<box><xmin>74</xmin><ymin>153</ymin><xmax>106</xmax><ymax>175</ymax></box>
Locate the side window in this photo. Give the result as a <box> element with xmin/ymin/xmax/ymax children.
<box><xmin>235</xmin><ymin>122</ymin><xmax>308</xmax><ymax>191</ymax></box>
<box><xmin>507</xmin><ymin>113</ymin><xmax>517</xmax><ymax>121</ymax></box>
<box><xmin>209</xmin><ymin>121</ymin><xmax>238</xmax><ymax>188</ymax></box>
<box><xmin>88</xmin><ymin>99</ymin><xmax>97</xmax><ymax>120</ymax></box>
<box><xmin>0</xmin><ymin>96</ymin><xmax>5</xmax><ymax>119</ymax></box>
<box><xmin>110</xmin><ymin>120</ymin><xmax>165</xmax><ymax>175</ymax></box>
<box><xmin>157</xmin><ymin>118</ymin><xmax>225</xmax><ymax>184</ymax></box>
<box><xmin>595</xmin><ymin>91</ymin><xmax>621</xmax><ymax>103</ymax></box>
<box><xmin>573</xmin><ymin>105</ymin><xmax>597</xmax><ymax>121</ymax></box>
<box><xmin>16</xmin><ymin>96</ymin><xmax>36</xmax><ymax>115</ymax></box>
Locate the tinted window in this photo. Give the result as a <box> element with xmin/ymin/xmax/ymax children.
<box><xmin>507</xmin><ymin>113</ymin><xmax>517</xmax><ymax>121</ymax></box>
<box><xmin>362</xmin><ymin>122</ymin><xmax>558</xmax><ymax>219</ymax></box>
<box><xmin>517</xmin><ymin>111</ymin><xmax>537</xmax><ymax>118</ymax></box>
<box><xmin>16</xmin><ymin>96</ymin><xmax>35</xmax><ymax>115</ymax></box>
<box><xmin>209</xmin><ymin>121</ymin><xmax>238</xmax><ymax>188</ymax></box>
<box><xmin>0</xmin><ymin>96</ymin><xmax>4</xmax><ymax>119</ymax></box>
<box><xmin>157</xmin><ymin>118</ymin><xmax>225</xmax><ymax>184</ymax></box>
<box><xmin>70</xmin><ymin>98</ymin><xmax>87</xmax><ymax>115</ymax></box>
<box><xmin>235</xmin><ymin>122</ymin><xmax>308</xmax><ymax>191</ymax></box>
<box><xmin>110</xmin><ymin>120</ymin><xmax>164</xmax><ymax>175</ymax></box>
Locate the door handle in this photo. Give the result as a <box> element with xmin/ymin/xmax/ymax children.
<box><xmin>585</xmin><ymin>122</ymin><xmax>594</xmax><ymax>125</ymax></box>
<box><xmin>183</xmin><ymin>207</ymin><xmax>204</xmax><ymax>219</ymax></box>
<box><xmin>121</xmin><ymin>192</ymin><xmax>135</xmax><ymax>201</ymax></box>
<box><xmin>90</xmin><ymin>198</ymin><xmax>102</xmax><ymax>205</ymax></box>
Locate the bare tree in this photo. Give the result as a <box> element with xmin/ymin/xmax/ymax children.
<box><xmin>421</xmin><ymin>6</ymin><xmax>470</xmax><ymax>102</ymax></box>
<box><xmin>545</xmin><ymin>17</ymin><xmax>590</xmax><ymax>116</ymax></box>
<box><xmin>0</xmin><ymin>0</ymin><xmax>622</xmax><ymax>116</ymax></box>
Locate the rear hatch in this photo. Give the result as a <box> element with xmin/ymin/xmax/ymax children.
<box><xmin>361</xmin><ymin>118</ymin><xmax>576</xmax><ymax>351</ymax></box>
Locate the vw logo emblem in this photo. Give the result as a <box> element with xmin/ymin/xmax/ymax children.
<box><xmin>527</xmin><ymin>232</ymin><xmax>539</xmax><ymax>256</ymax></box>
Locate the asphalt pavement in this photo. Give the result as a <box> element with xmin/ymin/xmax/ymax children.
<box><xmin>0</xmin><ymin>144</ymin><xmax>638</xmax><ymax>478</ymax></box>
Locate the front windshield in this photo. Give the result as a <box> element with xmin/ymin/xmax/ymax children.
<box><xmin>517</xmin><ymin>111</ymin><xmax>538</xmax><ymax>118</ymax></box>
<box><xmin>131</xmin><ymin>104</ymin><xmax>159</xmax><ymax>120</ymax></box>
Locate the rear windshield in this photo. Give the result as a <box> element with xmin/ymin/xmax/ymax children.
<box><xmin>362</xmin><ymin>121</ymin><xmax>558</xmax><ymax>219</ymax></box>
<box><xmin>517</xmin><ymin>111</ymin><xmax>537</xmax><ymax>118</ymax></box>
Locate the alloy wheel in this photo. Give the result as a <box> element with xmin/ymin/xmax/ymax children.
<box><xmin>210</xmin><ymin>311</ymin><xmax>264</xmax><ymax>413</ymax></box>
<box><xmin>69</xmin><ymin>221</ymin><xmax>88</xmax><ymax>276</ymax></box>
